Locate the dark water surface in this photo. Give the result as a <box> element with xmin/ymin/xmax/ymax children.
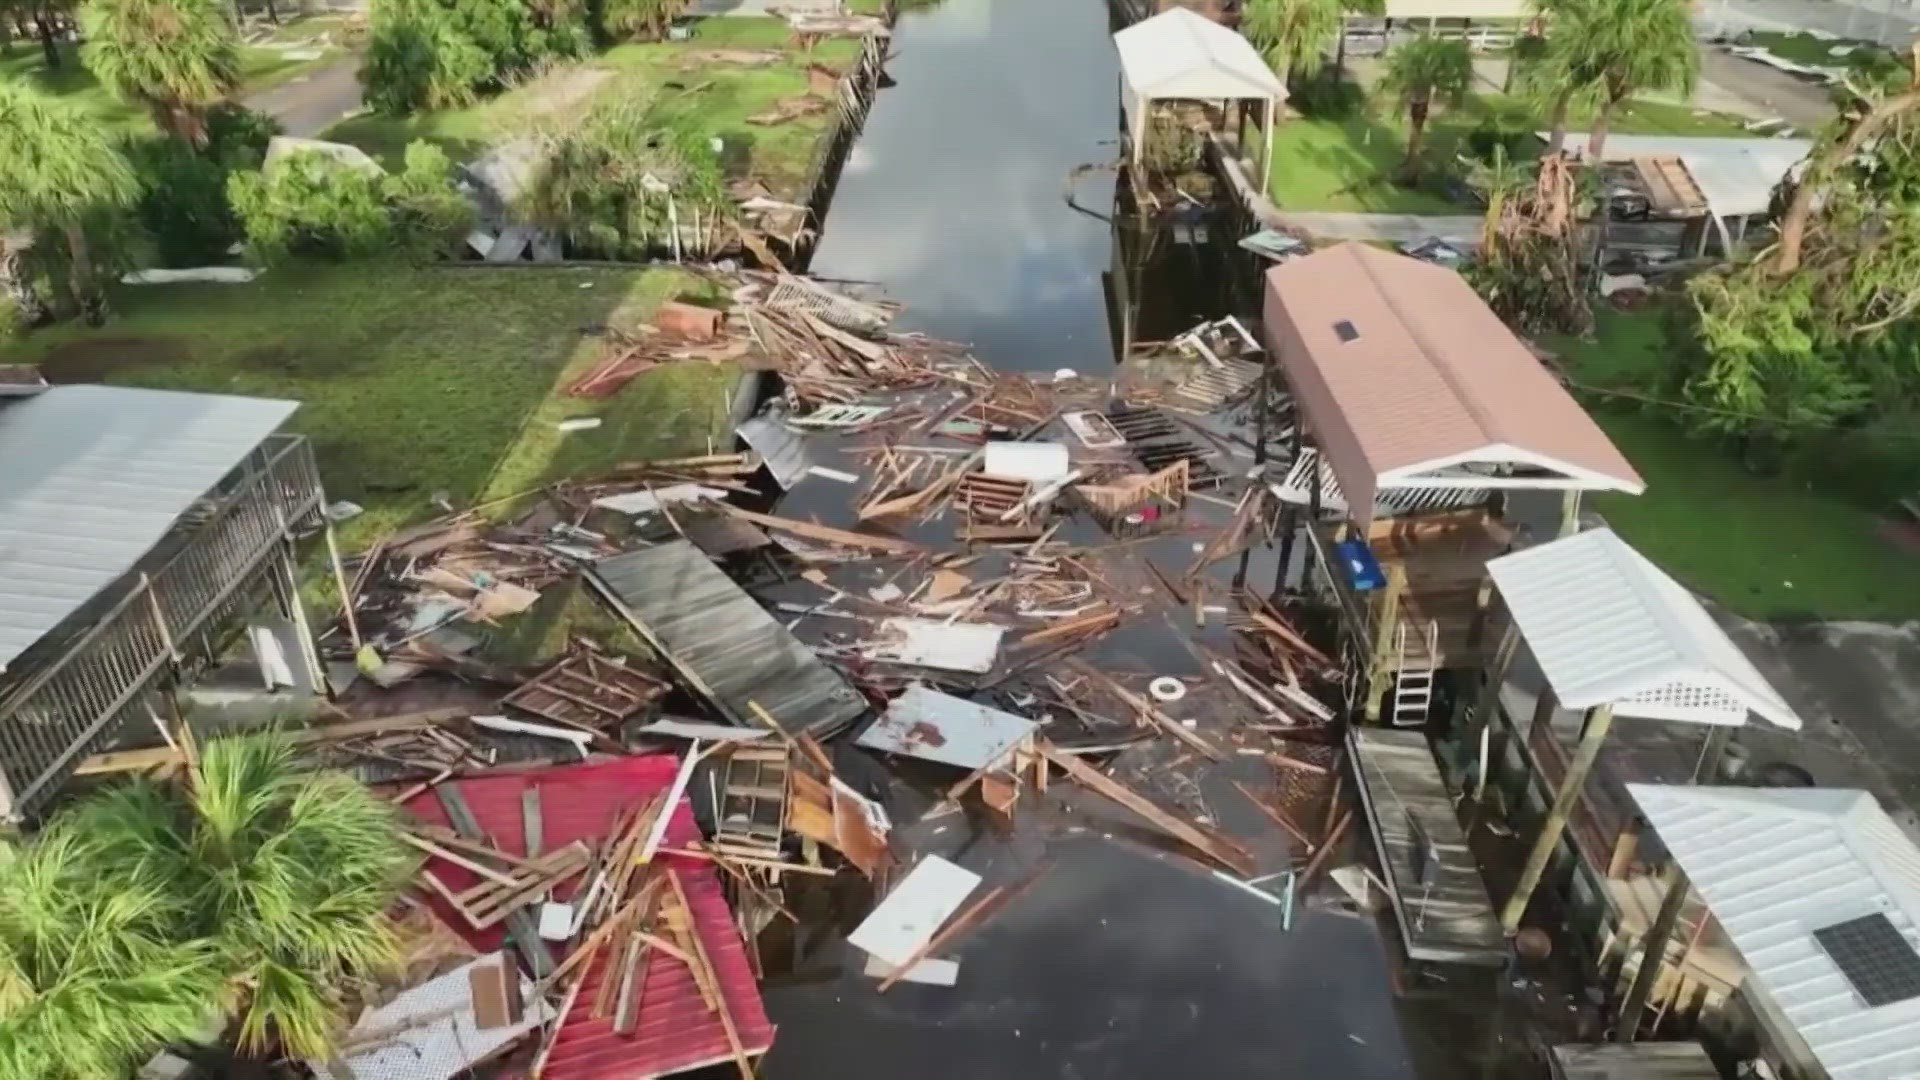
<box><xmin>809</xmin><ymin>0</ymin><xmax>1120</xmax><ymax>375</ymax></box>
<box><xmin>754</xmin><ymin>2</ymin><xmax>1445</xmax><ymax>1078</ymax></box>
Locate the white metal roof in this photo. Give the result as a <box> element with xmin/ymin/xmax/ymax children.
<box><xmin>1552</xmin><ymin>133</ymin><xmax>1815</xmax><ymax>219</ymax></box>
<box><xmin>1628</xmin><ymin>785</ymin><xmax>1920</xmax><ymax>1080</ymax></box>
<box><xmin>1113</xmin><ymin>8</ymin><xmax>1286</xmax><ymax>107</ymax></box>
<box><xmin>1485</xmin><ymin>528</ymin><xmax>1800</xmax><ymax>729</ymax></box>
<box><xmin>0</xmin><ymin>385</ymin><xmax>298</xmax><ymax>672</ymax></box>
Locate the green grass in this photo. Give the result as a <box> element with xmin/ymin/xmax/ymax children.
<box><xmin>324</xmin><ymin>17</ymin><xmax>861</xmax><ymax>198</ymax></box>
<box><xmin>1545</xmin><ymin>309</ymin><xmax>1920</xmax><ymax>621</ymax></box>
<box><xmin>0</xmin><ymin>29</ymin><xmax>344</xmax><ymax>131</ymax></box>
<box><xmin>1746</xmin><ymin>30</ymin><xmax>1878</xmax><ymax>67</ymax></box>
<box><xmin>1263</xmin><ymin>90</ymin><xmax>1752</xmax><ymax>213</ymax></box>
<box><xmin>0</xmin><ymin>264</ymin><xmax>742</xmax><ymax>548</ymax></box>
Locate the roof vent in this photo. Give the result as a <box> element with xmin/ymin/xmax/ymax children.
<box><xmin>1333</xmin><ymin>320</ymin><xmax>1359</xmax><ymax>343</ymax></box>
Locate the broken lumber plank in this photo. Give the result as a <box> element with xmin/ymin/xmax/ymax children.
<box><xmin>1266</xmin><ymin>751</ymin><xmax>1329</xmax><ymax>776</ymax></box>
<box><xmin>1040</xmin><ymin>744</ymin><xmax>1255</xmax><ymax>877</ymax></box>
<box><xmin>1230</xmin><ymin>781</ymin><xmax>1313</xmax><ymax>849</ymax></box>
<box><xmin>720</xmin><ymin>505</ymin><xmax>926</xmax><ymax>555</ymax></box>
<box><xmin>1299</xmin><ymin>809</ymin><xmax>1353</xmax><ymax>887</ymax></box>
<box><xmin>877</xmin><ymin>884</ymin><xmax>1005</xmax><ymax>993</ymax></box>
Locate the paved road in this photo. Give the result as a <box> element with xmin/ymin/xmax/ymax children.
<box><xmin>243</xmin><ymin>57</ymin><xmax>362</xmax><ymax>138</ymax></box>
<box><xmin>1698</xmin><ymin>48</ymin><xmax>1839</xmax><ymax>131</ymax></box>
<box><xmin>1700</xmin><ymin>0</ymin><xmax>1920</xmax><ymax>44</ymax></box>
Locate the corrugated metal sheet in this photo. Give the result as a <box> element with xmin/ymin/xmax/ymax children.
<box><xmin>1548</xmin><ymin>1042</ymin><xmax>1718</xmax><ymax>1080</ymax></box>
<box><xmin>1559</xmin><ymin>133</ymin><xmax>1815</xmax><ymax>220</ymax></box>
<box><xmin>0</xmin><ymin>385</ymin><xmax>298</xmax><ymax>672</ymax></box>
<box><xmin>588</xmin><ymin>541</ymin><xmax>866</xmax><ymax>738</ymax></box>
<box><xmin>1348</xmin><ymin>727</ymin><xmax>1505</xmax><ymax>966</ymax></box>
<box><xmin>1627</xmin><ymin>785</ymin><xmax>1920</xmax><ymax>1080</ymax></box>
<box><xmin>1485</xmin><ymin>528</ymin><xmax>1800</xmax><ymax>730</ymax></box>
<box><xmin>403</xmin><ymin>757</ymin><xmax>776</xmax><ymax>1079</ymax></box>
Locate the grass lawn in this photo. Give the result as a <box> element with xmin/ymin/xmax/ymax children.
<box><xmin>1263</xmin><ymin>90</ymin><xmax>1753</xmax><ymax>213</ymax></box>
<box><xmin>0</xmin><ymin>29</ymin><xmax>344</xmax><ymax>131</ymax></box>
<box><xmin>0</xmin><ymin>264</ymin><xmax>742</xmax><ymax>550</ymax></box>
<box><xmin>1745</xmin><ymin>29</ymin><xmax>1881</xmax><ymax>67</ymax></box>
<box><xmin>1544</xmin><ymin>309</ymin><xmax>1920</xmax><ymax>621</ymax></box>
<box><xmin>323</xmin><ymin>16</ymin><xmax>862</xmax><ymax>198</ymax></box>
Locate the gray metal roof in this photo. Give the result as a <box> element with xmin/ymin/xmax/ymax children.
<box><xmin>1548</xmin><ymin>1041</ymin><xmax>1719</xmax><ymax>1080</ymax></box>
<box><xmin>1628</xmin><ymin>785</ymin><xmax>1920</xmax><ymax>1080</ymax></box>
<box><xmin>1486</xmin><ymin>528</ymin><xmax>1800</xmax><ymax>730</ymax></box>
<box><xmin>0</xmin><ymin>385</ymin><xmax>298</xmax><ymax>672</ymax></box>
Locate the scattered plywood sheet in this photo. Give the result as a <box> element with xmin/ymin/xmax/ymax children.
<box><xmin>861</xmin><ymin>954</ymin><xmax>960</xmax><ymax>986</ymax></box>
<box><xmin>982</xmin><ymin>441</ymin><xmax>1070</xmax><ymax>483</ymax></box>
<box><xmin>867</xmin><ymin>619</ymin><xmax>1005</xmax><ymax>674</ymax></box>
<box><xmin>309</xmin><ymin>953</ymin><xmax>550</xmax><ymax>1080</ymax></box>
<box><xmin>831</xmin><ymin>777</ymin><xmax>892</xmax><ymax>879</ymax></box>
<box><xmin>848</xmin><ymin>855</ymin><xmax>982</xmax><ymax>968</ymax></box>
<box><xmin>593</xmin><ymin>484</ymin><xmax>728</xmax><ymax>515</ymax></box>
<box><xmin>925</xmin><ymin>569</ymin><xmax>971</xmax><ymax>603</ymax></box>
<box><xmin>860</xmin><ymin>684</ymin><xmax>1037</xmax><ymax>770</ymax></box>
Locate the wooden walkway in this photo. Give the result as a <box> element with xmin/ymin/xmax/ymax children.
<box><xmin>1348</xmin><ymin>727</ymin><xmax>1504</xmax><ymax>967</ymax></box>
<box><xmin>589</xmin><ymin>541</ymin><xmax>867</xmax><ymax>739</ymax></box>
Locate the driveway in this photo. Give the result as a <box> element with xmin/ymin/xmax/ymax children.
<box><xmin>243</xmin><ymin>57</ymin><xmax>363</xmax><ymax>138</ymax></box>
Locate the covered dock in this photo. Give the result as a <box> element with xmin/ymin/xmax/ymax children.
<box><xmin>1113</xmin><ymin>7</ymin><xmax>1287</xmax><ymax>191</ymax></box>
<box><xmin>1348</xmin><ymin>726</ymin><xmax>1504</xmax><ymax>967</ymax></box>
<box><xmin>1260</xmin><ymin>242</ymin><xmax>1643</xmax><ymax>721</ymax></box>
<box><xmin>588</xmin><ymin>541</ymin><xmax>867</xmax><ymax>738</ymax></box>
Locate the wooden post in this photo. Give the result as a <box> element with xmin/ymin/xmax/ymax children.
<box><xmin>1619</xmin><ymin>862</ymin><xmax>1690</xmax><ymax>1043</ymax></box>
<box><xmin>324</xmin><ymin>522</ymin><xmax>363</xmax><ymax>651</ymax></box>
<box><xmin>1557</xmin><ymin>489</ymin><xmax>1583</xmax><ymax>538</ymax></box>
<box><xmin>1465</xmin><ymin>622</ymin><xmax>1519</xmax><ymax>801</ymax></box>
<box><xmin>1500</xmin><ymin>703</ymin><xmax>1614</xmax><ymax>932</ymax></box>
<box><xmin>1363</xmin><ymin>563</ymin><xmax>1407</xmax><ymax>723</ymax></box>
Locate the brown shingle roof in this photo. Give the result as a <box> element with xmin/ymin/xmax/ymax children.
<box><xmin>1260</xmin><ymin>243</ymin><xmax>1643</xmax><ymax>521</ymax></box>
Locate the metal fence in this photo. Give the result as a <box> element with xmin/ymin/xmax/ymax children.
<box><xmin>0</xmin><ymin>434</ymin><xmax>324</xmax><ymax>820</ymax></box>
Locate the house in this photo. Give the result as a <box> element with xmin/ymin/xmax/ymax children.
<box><xmin>0</xmin><ymin>383</ymin><xmax>330</xmax><ymax>821</ymax></box>
<box><xmin>1260</xmin><ymin>242</ymin><xmax>1643</xmax><ymax>725</ymax></box>
<box><xmin>1628</xmin><ymin>785</ymin><xmax>1920</xmax><ymax>1080</ymax></box>
<box><xmin>1554</xmin><ymin>133</ymin><xmax>1816</xmax><ymax>261</ymax></box>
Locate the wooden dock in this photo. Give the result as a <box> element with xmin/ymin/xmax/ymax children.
<box><xmin>1347</xmin><ymin>727</ymin><xmax>1504</xmax><ymax>967</ymax></box>
<box><xmin>588</xmin><ymin>541</ymin><xmax>867</xmax><ymax>739</ymax></box>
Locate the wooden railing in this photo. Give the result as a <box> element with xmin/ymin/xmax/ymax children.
<box><xmin>0</xmin><ymin>434</ymin><xmax>323</xmax><ymax>820</ymax></box>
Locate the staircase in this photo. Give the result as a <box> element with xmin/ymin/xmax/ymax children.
<box><xmin>1391</xmin><ymin>620</ymin><xmax>1438</xmax><ymax>728</ymax></box>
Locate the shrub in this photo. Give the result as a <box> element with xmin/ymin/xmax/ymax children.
<box><xmin>1143</xmin><ymin>113</ymin><xmax>1205</xmax><ymax>175</ymax></box>
<box><xmin>362</xmin><ymin>0</ymin><xmax>587</xmax><ymax>115</ymax></box>
<box><xmin>523</xmin><ymin>86</ymin><xmax>733</xmax><ymax>259</ymax></box>
<box><xmin>594</xmin><ymin>0</ymin><xmax>688</xmax><ymax>43</ymax></box>
<box><xmin>227</xmin><ymin>140</ymin><xmax>474</xmax><ymax>263</ymax></box>
<box><xmin>127</xmin><ymin>104</ymin><xmax>279</xmax><ymax>266</ymax></box>
<box><xmin>1288</xmin><ymin>71</ymin><xmax>1365</xmax><ymax>120</ymax></box>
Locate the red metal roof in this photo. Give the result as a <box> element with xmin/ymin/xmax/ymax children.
<box><xmin>403</xmin><ymin>756</ymin><xmax>775</xmax><ymax>1078</ymax></box>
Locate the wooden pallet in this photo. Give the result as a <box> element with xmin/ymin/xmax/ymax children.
<box><xmin>1165</xmin><ymin>358</ymin><xmax>1264</xmax><ymax>415</ymax></box>
<box><xmin>715</xmin><ymin>745</ymin><xmax>791</xmax><ymax>855</ymax></box>
<box><xmin>501</xmin><ymin>651</ymin><xmax>666</xmax><ymax>731</ymax></box>
<box><xmin>954</xmin><ymin>472</ymin><xmax>1032</xmax><ymax>521</ymax></box>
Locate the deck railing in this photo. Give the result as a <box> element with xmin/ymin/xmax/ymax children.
<box><xmin>0</xmin><ymin>434</ymin><xmax>323</xmax><ymax>820</ymax></box>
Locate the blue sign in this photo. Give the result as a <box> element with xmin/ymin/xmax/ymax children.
<box><xmin>1335</xmin><ymin>538</ymin><xmax>1388</xmax><ymax>592</ymax></box>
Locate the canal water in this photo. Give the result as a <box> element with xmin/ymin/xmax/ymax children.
<box><xmin>750</xmin><ymin>1</ymin><xmax>1498</xmax><ymax>1078</ymax></box>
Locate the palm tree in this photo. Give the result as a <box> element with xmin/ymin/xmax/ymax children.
<box><xmin>81</xmin><ymin>0</ymin><xmax>241</xmax><ymax>147</ymax></box>
<box><xmin>1241</xmin><ymin>0</ymin><xmax>1343</xmax><ymax>90</ymax></box>
<box><xmin>1533</xmin><ymin>0</ymin><xmax>1696</xmax><ymax>157</ymax></box>
<box><xmin>0</xmin><ymin>82</ymin><xmax>138</xmax><ymax>324</ymax></box>
<box><xmin>1378</xmin><ymin>34</ymin><xmax>1474</xmax><ymax>182</ymax></box>
<box><xmin>0</xmin><ymin>830</ymin><xmax>225</xmax><ymax>1080</ymax></box>
<box><xmin>69</xmin><ymin>734</ymin><xmax>416</xmax><ymax>1060</ymax></box>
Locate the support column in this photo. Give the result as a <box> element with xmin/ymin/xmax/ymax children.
<box><xmin>1618</xmin><ymin>863</ymin><xmax>1690</xmax><ymax>1042</ymax></box>
<box><xmin>1501</xmin><ymin>703</ymin><xmax>1615</xmax><ymax>932</ymax></box>
<box><xmin>276</xmin><ymin>543</ymin><xmax>329</xmax><ymax>698</ymax></box>
<box><xmin>1558</xmin><ymin>489</ymin><xmax>1583</xmax><ymax>538</ymax></box>
<box><xmin>1464</xmin><ymin>621</ymin><xmax>1519</xmax><ymax>800</ymax></box>
<box><xmin>1363</xmin><ymin>563</ymin><xmax>1407</xmax><ymax>723</ymax></box>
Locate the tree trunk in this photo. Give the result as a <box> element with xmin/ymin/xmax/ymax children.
<box><xmin>1546</xmin><ymin>88</ymin><xmax>1572</xmax><ymax>153</ymax></box>
<box><xmin>1334</xmin><ymin>28</ymin><xmax>1347</xmax><ymax>80</ymax></box>
<box><xmin>64</xmin><ymin>222</ymin><xmax>106</xmax><ymax>327</ymax></box>
<box><xmin>1587</xmin><ymin>90</ymin><xmax>1623</xmax><ymax>160</ymax></box>
<box><xmin>265</xmin><ymin>0</ymin><xmax>280</xmax><ymax>23</ymax></box>
<box><xmin>1</xmin><ymin>237</ymin><xmax>51</xmax><ymax>327</ymax></box>
<box><xmin>1776</xmin><ymin>85</ymin><xmax>1920</xmax><ymax>274</ymax></box>
<box><xmin>34</xmin><ymin>7</ymin><xmax>58</xmax><ymax>68</ymax></box>
<box><xmin>1401</xmin><ymin>99</ymin><xmax>1429</xmax><ymax>179</ymax></box>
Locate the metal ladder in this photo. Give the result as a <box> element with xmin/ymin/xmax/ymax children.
<box><xmin>1391</xmin><ymin>620</ymin><xmax>1438</xmax><ymax>728</ymax></box>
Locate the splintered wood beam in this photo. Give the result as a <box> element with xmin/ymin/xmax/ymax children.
<box><xmin>1041</xmin><ymin>743</ymin><xmax>1255</xmax><ymax>877</ymax></box>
